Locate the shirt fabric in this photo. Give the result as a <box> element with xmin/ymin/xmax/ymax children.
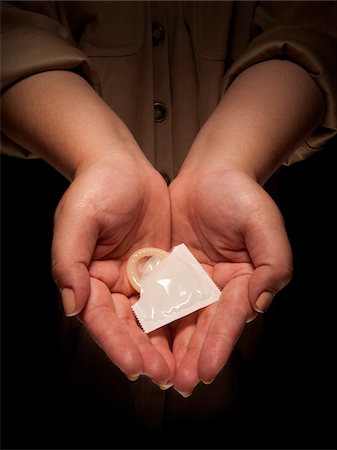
<box><xmin>1</xmin><ymin>1</ymin><xmax>336</xmax><ymax>180</ymax></box>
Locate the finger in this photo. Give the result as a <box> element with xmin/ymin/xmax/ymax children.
<box><xmin>198</xmin><ymin>276</ymin><xmax>251</xmax><ymax>383</ymax></box>
<box><xmin>171</xmin><ymin>313</ymin><xmax>197</xmax><ymax>368</ymax></box>
<box><xmin>51</xmin><ymin>192</ymin><xmax>97</xmax><ymax>316</ymax></box>
<box><xmin>111</xmin><ymin>293</ymin><xmax>173</xmax><ymax>385</ymax></box>
<box><xmin>148</xmin><ymin>328</ymin><xmax>176</xmax><ymax>388</ymax></box>
<box><xmin>246</xmin><ymin>197</ymin><xmax>293</xmax><ymax>313</ymax></box>
<box><xmin>89</xmin><ymin>259</ymin><xmax>134</xmax><ymax>297</ymax></box>
<box><xmin>173</xmin><ymin>305</ymin><xmax>217</xmax><ymax>396</ymax></box>
<box><xmin>81</xmin><ymin>277</ymin><xmax>144</xmax><ymax>377</ymax></box>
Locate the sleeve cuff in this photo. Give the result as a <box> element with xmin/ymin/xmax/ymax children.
<box><xmin>1</xmin><ymin>4</ymin><xmax>100</xmax><ymax>92</ymax></box>
<box><xmin>1</xmin><ymin>3</ymin><xmax>101</xmax><ymax>158</ymax></box>
<box><xmin>222</xmin><ymin>25</ymin><xmax>337</xmax><ymax>164</ymax></box>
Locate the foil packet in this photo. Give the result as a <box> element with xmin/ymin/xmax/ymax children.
<box><xmin>131</xmin><ymin>244</ymin><xmax>221</xmax><ymax>333</ymax></box>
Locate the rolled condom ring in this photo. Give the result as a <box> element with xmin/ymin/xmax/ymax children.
<box><xmin>126</xmin><ymin>247</ymin><xmax>169</xmax><ymax>293</ymax></box>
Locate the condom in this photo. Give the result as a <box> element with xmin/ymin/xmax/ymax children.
<box><xmin>128</xmin><ymin>244</ymin><xmax>221</xmax><ymax>333</ymax></box>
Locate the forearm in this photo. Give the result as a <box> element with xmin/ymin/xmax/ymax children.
<box><xmin>1</xmin><ymin>71</ymin><xmax>149</xmax><ymax>180</ymax></box>
<box><xmin>180</xmin><ymin>60</ymin><xmax>325</xmax><ymax>184</ymax></box>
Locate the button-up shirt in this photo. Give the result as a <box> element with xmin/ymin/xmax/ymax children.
<box><xmin>1</xmin><ymin>1</ymin><xmax>336</xmax><ymax>179</ymax></box>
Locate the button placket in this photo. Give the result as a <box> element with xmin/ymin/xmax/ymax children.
<box><xmin>152</xmin><ymin>20</ymin><xmax>168</xmax><ymax>124</ymax></box>
<box><xmin>151</xmin><ymin>3</ymin><xmax>173</xmax><ymax>180</ymax></box>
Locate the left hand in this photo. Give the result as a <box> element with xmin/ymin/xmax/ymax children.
<box><xmin>169</xmin><ymin>166</ymin><xmax>293</xmax><ymax>395</ymax></box>
<box><xmin>52</xmin><ymin>156</ymin><xmax>175</xmax><ymax>386</ymax></box>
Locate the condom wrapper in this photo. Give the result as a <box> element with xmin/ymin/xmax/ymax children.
<box><xmin>131</xmin><ymin>244</ymin><xmax>221</xmax><ymax>333</ymax></box>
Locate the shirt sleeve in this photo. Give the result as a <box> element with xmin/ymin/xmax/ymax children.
<box><xmin>222</xmin><ymin>1</ymin><xmax>337</xmax><ymax>165</ymax></box>
<box><xmin>1</xmin><ymin>1</ymin><xmax>99</xmax><ymax>158</ymax></box>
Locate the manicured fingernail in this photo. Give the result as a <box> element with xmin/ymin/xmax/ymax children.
<box><xmin>61</xmin><ymin>288</ymin><xmax>76</xmax><ymax>316</ymax></box>
<box><xmin>246</xmin><ymin>312</ymin><xmax>259</xmax><ymax>323</ymax></box>
<box><xmin>159</xmin><ymin>383</ymin><xmax>173</xmax><ymax>390</ymax></box>
<box><xmin>201</xmin><ymin>378</ymin><xmax>215</xmax><ymax>385</ymax></box>
<box><xmin>255</xmin><ymin>291</ymin><xmax>274</xmax><ymax>313</ymax></box>
<box><xmin>176</xmin><ymin>391</ymin><xmax>192</xmax><ymax>398</ymax></box>
<box><xmin>180</xmin><ymin>392</ymin><xmax>192</xmax><ymax>398</ymax></box>
<box><xmin>127</xmin><ymin>374</ymin><xmax>140</xmax><ymax>382</ymax></box>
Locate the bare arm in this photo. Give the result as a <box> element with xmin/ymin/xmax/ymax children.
<box><xmin>1</xmin><ymin>70</ymin><xmax>175</xmax><ymax>384</ymax></box>
<box><xmin>1</xmin><ymin>70</ymin><xmax>150</xmax><ymax>180</ymax></box>
<box><xmin>169</xmin><ymin>60</ymin><xmax>325</xmax><ymax>394</ymax></box>
<box><xmin>180</xmin><ymin>59</ymin><xmax>325</xmax><ymax>184</ymax></box>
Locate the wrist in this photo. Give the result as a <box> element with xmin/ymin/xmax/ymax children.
<box><xmin>70</xmin><ymin>141</ymin><xmax>150</xmax><ymax>182</ymax></box>
<box><xmin>1</xmin><ymin>70</ymin><xmax>151</xmax><ymax>181</ymax></box>
<box><xmin>179</xmin><ymin>60</ymin><xmax>324</xmax><ymax>185</ymax></box>
<box><xmin>178</xmin><ymin>139</ymin><xmax>262</xmax><ymax>185</ymax></box>
<box><xmin>72</xmin><ymin>151</ymin><xmax>164</xmax><ymax>210</ymax></box>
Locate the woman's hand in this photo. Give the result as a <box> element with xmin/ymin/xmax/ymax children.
<box><xmin>168</xmin><ymin>59</ymin><xmax>324</xmax><ymax>395</ymax></box>
<box><xmin>1</xmin><ymin>61</ymin><xmax>324</xmax><ymax>392</ymax></box>
<box><xmin>1</xmin><ymin>70</ymin><xmax>176</xmax><ymax>386</ymax></box>
<box><xmin>169</xmin><ymin>167</ymin><xmax>293</xmax><ymax>395</ymax></box>
<box><xmin>52</xmin><ymin>155</ymin><xmax>175</xmax><ymax>386</ymax></box>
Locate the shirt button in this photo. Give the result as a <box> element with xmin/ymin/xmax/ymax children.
<box><xmin>154</xmin><ymin>102</ymin><xmax>167</xmax><ymax>122</ymax></box>
<box><xmin>152</xmin><ymin>22</ymin><xmax>165</xmax><ymax>46</ymax></box>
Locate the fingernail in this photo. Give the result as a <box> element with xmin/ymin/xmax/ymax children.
<box><xmin>127</xmin><ymin>374</ymin><xmax>140</xmax><ymax>382</ymax></box>
<box><xmin>180</xmin><ymin>392</ymin><xmax>192</xmax><ymax>398</ymax></box>
<box><xmin>151</xmin><ymin>379</ymin><xmax>173</xmax><ymax>390</ymax></box>
<box><xmin>61</xmin><ymin>288</ymin><xmax>76</xmax><ymax>316</ymax></box>
<box><xmin>201</xmin><ymin>378</ymin><xmax>215</xmax><ymax>385</ymax></box>
<box><xmin>246</xmin><ymin>312</ymin><xmax>259</xmax><ymax>323</ymax></box>
<box><xmin>255</xmin><ymin>291</ymin><xmax>274</xmax><ymax>313</ymax></box>
<box><xmin>176</xmin><ymin>391</ymin><xmax>192</xmax><ymax>398</ymax></box>
<box><xmin>159</xmin><ymin>383</ymin><xmax>173</xmax><ymax>390</ymax></box>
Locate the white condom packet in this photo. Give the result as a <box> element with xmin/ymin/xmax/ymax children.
<box><xmin>131</xmin><ymin>244</ymin><xmax>221</xmax><ymax>333</ymax></box>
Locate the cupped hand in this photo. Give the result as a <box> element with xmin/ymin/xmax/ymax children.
<box><xmin>51</xmin><ymin>155</ymin><xmax>175</xmax><ymax>386</ymax></box>
<box><xmin>169</xmin><ymin>167</ymin><xmax>293</xmax><ymax>395</ymax></box>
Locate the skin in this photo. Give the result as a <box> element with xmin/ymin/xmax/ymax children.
<box><xmin>53</xmin><ymin>156</ymin><xmax>175</xmax><ymax>385</ymax></box>
<box><xmin>168</xmin><ymin>60</ymin><xmax>325</xmax><ymax>394</ymax></box>
<box><xmin>1</xmin><ymin>72</ymin><xmax>175</xmax><ymax>386</ymax></box>
<box><xmin>1</xmin><ymin>60</ymin><xmax>325</xmax><ymax>395</ymax></box>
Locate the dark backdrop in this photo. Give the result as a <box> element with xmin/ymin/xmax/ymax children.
<box><xmin>1</xmin><ymin>137</ymin><xmax>336</xmax><ymax>449</ymax></box>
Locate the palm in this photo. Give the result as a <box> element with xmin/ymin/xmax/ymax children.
<box><xmin>169</xmin><ymin>168</ymin><xmax>292</xmax><ymax>393</ymax></box>
<box><xmin>52</xmin><ymin>159</ymin><xmax>175</xmax><ymax>385</ymax></box>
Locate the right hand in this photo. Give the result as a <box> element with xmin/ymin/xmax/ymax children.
<box><xmin>169</xmin><ymin>166</ymin><xmax>293</xmax><ymax>395</ymax></box>
<box><xmin>51</xmin><ymin>155</ymin><xmax>175</xmax><ymax>386</ymax></box>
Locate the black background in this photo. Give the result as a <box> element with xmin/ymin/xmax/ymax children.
<box><xmin>1</xmin><ymin>137</ymin><xmax>336</xmax><ymax>449</ymax></box>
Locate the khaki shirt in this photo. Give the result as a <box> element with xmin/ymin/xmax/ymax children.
<box><xmin>1</xmin><ymin>1</ymin><xmax>336</xmax><ymax>180</ymax></box>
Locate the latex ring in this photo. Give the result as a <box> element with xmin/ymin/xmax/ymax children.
<box><xmin>126</xmin><ymin>247</ymin><xmax>169</xmax><ymax>293</ymax></box>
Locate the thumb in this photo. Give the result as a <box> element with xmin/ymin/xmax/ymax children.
<box><xmin>51</xmin><ymin>193</ymin><xmax>97</xmax><ymax>316</ymax></box>
<box><xmin>247</xmin><ymin>201</ymin><xmax>293</xmax><ymax>314</ymax></box>
<box><xmin>249</xmin><ymin>262</ymin><xmax>292</xmax><ymax>314</ymax></box>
